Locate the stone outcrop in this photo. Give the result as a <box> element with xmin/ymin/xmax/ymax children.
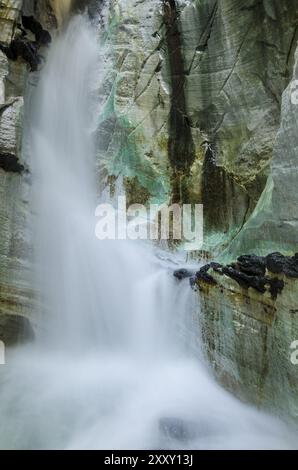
<box><xmin>190</xmin><ymin>255</ymin><xmax>298</xmax><ymax>422</ymax></box>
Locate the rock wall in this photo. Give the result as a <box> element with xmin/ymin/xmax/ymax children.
<box><xmin>99</xmin><ymin>0</ymin><xmax>298</xmax><ymax>253</ymax></box>
<box><xmin>193</xmin><ymin>253</ymin><xmax>298</xmax><ymax>422</ymax></box>
<box><xmin>0</xmin><ymin>0</ymin><xmax>56</xmax><ymax>343</ymax></box>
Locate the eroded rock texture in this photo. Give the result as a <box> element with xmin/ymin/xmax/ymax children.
<box><xmin>192</xmin><ymin>256</ymin><xmax>298</xmax><ymax>421</ymax></box>
<box><xmin>0</xmin><ymin>0</ymin><xmax>298</xmax><ymax>422</ymax></box>
<box><xmin>99</xmin><ymin>0</ymin><xmax>298</xmax><ymax>253</ymax></box>
<box><xmin>0</xmin><ymin>1</ymin><xmax>57</xmax><ymax>341</ymax></box>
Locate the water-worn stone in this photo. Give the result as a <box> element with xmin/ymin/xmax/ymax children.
<box><xmin>173</xmin><ymin>268</ymin><xmax>194</xmax><ymax>281</ymax></box>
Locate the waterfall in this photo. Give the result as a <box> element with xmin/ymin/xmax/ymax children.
<box><xmin>50</xmin><ymin>0</ymin><xmax>73</xmax><ymax>26</ymax></box>
<box><xmin>0</xmin><ymin>14</ymin><xmax>296</xmax><ymax>450</ymax></box>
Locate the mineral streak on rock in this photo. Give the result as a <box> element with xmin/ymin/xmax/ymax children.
<box><xmin>162</xmin><ymin>0</ymin><xmax>195</xmax><ymax>203</ymax></box>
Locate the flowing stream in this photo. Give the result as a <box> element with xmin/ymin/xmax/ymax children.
<box><xmin>0</xmin><ymin>15</ymin><xmax>296</xmax><ymax>450</ymax></box>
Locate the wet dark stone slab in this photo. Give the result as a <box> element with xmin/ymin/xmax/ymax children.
<box><xmin>173</xmin><ymin>268</ymin><xmax>194</xmax><ymax>280</ymax></box>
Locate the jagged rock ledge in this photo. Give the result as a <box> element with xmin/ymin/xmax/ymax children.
<box><xmin>184</xmin><ymin>253</ymin><xmax>298</xmax><ymax>422</ymax></box>
<box><xmin>190</xmin><ymin>253</ymin><xmax>298</xmax><ymax>299</ymax></box>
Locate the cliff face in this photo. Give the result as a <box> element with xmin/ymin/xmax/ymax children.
<box><xmin>1</xmin><ymin>0</ymin><xmax>298</xmax><ymax>420</ymax></box>
<box><xmin>99</xmin><ymin>0</ymin><xmax>298</xmax><ymax>253</ymax></box>
<box><xmin>0</xmin><ymin>0</ymin><xmax>56</xmax><ymax>343</ymax></box>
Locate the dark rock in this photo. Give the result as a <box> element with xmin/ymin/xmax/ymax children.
<box><xmin>0</xmin><ymin>17</ymin><xmax>51</xmax><ymax>71</ymax></box>
<box><xmin>266</xmin><ymin>252</ymin><xmax>298</xmax><ymax>278</ymax></box>
<box><xmin>196</xmin><ymin>264</ymin><xmax>217</xmax><ymax>285</ymax></box>
<box><xmin>237</xmin><ymin>254</ymin><xmax>266</xmax><ymax>276</ymax></box>
<box><xmin>268</xmin><ymin>278</ymin><xmax>284</xmax><ymax>300</ymax></box>
<box><xmin>0</xmin><ymin>153</ymin><xmax>24</xmax><ymax>174</ymax></box>
<box><xmin>0</xmin><ymin>38</ymin><xmax>41</xmax><ymax>71</ymax></box>
<box><xmin>173</xmin><ymin>268</ymin><xmax>194</xmax><ymax>280</ymax></box>
<box><xmin>159</xmin><ymin>417</ymin><xmax>200</xmax><ymax>442</ymax></box>
<box><xmin>265</xmin><ymin>252</ymin><xmax>286</xmax><ymax>274</ymax></box>
<box><xmin>192</xmin><ymin>252</ymin><xmax>292</xmax><ymax>299</ymax></box>
<box><xmin>222</xmin><ymin>266</ymin><xmax>267</xmax><ymax>293</ymax></box>
<box><xmin>0</xmin><ymin>314</ymin><xmax>35</xmax><ymax>346</ymax></box>
<box><xmin>221</xmin><ymin>266</ymin><xmax>285</xmax><ymax>298</ymax></box>
<box><xmin>22</xmin><ymin>16</ymin><xmax>52</xmax><ymax>45</ymax></box>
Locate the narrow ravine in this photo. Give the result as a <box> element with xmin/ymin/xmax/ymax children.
<box><xmin>0</xmin><ymin>13</ymin><xmax>296</xmax><ymax>450</ymax></box>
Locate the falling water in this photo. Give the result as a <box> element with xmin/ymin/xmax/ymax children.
<box><xmin>0</xmin><ymin>15</ymin><xmax>296</xmax><ymax>450</ymax></box>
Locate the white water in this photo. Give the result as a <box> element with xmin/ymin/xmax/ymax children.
<box><xmin>0</xmin><ymin>15</ymin><xmax>296</xmax><ymax>450</ymax></box>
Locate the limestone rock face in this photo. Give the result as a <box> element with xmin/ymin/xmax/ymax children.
<box><xmin>100</xmin><ymin>0</ymin><xmax>298</xmax><ymax>252</ymax></box>
<box><xmin>0</xmin><ymin>0</ymin><xmax>23</xmax><ymax>44</ymax></box>
<box><xmin>224</xmin><ymin>44</ymin><xmax>298</xmax><ymax>259</ymax></box>
<box><xmin>0</xmin><ymin>0</ymin><xmax>55</xmax><ymax>339</ymax></box>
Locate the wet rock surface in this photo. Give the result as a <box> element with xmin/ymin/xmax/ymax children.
<box><xmin>21</xmin><ymin>16</ymin><xmax>51</xmax><ymax>46</ymax></box>
<box><xmin>173</xmin><ymin>268</ymin><xmax>194</xmax><ymax>281</ymax></box>
<box><xmin>265</xmin><ymin>253</ymin><xmax>298</xmax><ymax>278</ymax></box>
<box><xmin>191</xmin><ymin>253</ymin><xmax>298</xmax><ymax>299</ymax></box>
<box><xmin>0</xmin><ymin>152</ymin><xmax>24</xmax><ymax>173</ymax></box>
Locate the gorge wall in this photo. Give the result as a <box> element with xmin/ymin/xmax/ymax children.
<box><xmin>97</xmin><ymin>0</ymin><xmax>298</xmax><ymax>422</ymax></box>
<box><xmin>1</xmin><ymin>0</ymin><xmax>298</xmax><ymax>421</ymax></box>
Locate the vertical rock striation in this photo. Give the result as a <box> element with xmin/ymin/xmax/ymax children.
<box><xmin>0</xmin><ymin>1</ymin><xmax>59</xmax><ymax>342</ymax></box>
